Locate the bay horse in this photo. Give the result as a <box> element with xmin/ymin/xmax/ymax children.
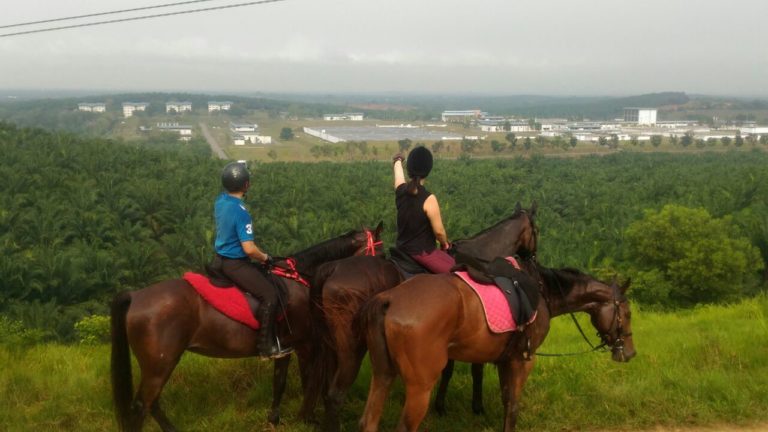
<box><xmin>110</xmin><ymin>223</ymin><xmax>383</xmax><ymax>432</ymax></box>
<box><xmin>303</xmin><ymin>203</ymin><xmax>538</xmax><ymax>431</ymax></box>
<box><xmin>359</xmin><ymin>262</ymin><xmax>635</xmax><ymax>432</ymax></box>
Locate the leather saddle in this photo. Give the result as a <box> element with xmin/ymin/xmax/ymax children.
<box><xmin>453</xmin><ymin>252</ymin><xmax>540</xmax><ymax>326</ymax></box>
<box><xmin>388</xmin><ymin>247</ymin><xmax>431</xmax><ymax>279</ymax></box>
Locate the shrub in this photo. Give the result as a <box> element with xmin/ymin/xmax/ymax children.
<box><xmin>74</xmin><ymin>314</ymin><xmax>111</xmax><ymax>345</ymax></box>
<box><xmin>624</xmin><ymin>205</ymin><xmax>763</xmax><ymax>307</ymax></box>
<box><xmin>0</xmin><ymin>315</ymin><xmax>48</xmax><ymax>348</ymax></box>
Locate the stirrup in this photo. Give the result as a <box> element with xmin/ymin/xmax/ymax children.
<box><xmin>272</xmin><ymin>335</ymin><xmax>294</xmax><ymax>359</ymax></box>
<box><xmin>258</xmin><ymin>335</ymin><xmax>294</xmax><ymax>360</ymax></box>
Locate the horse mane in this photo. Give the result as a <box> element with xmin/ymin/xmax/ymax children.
<box><xmin>537</xmin><ymin>265</ymin><xmax>591</xmax><ymax>296</ymax></box>
<box><xmin>455</xmin><ymin>208</ymin><xmax>530</xmax><ymax>242</ymax></box>
<box><xmin>290</xmin><ymin>230</ymin><xmax>358</xmax><ymax>273</ymax></box>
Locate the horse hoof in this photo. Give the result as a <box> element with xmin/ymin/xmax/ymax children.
<box><xmin>434</xmin><ymin>404</ymin><xmax>447</xmax><ymax>416</ymax></box>
<box><xmin>472</xmin><ymin>405</ymin><xmax>485</xmax><ymax>415</ymax></box>
<box><xmin>267</xmin><ymin>411</ymin><xmax>280</xmax><ymax>425</ymax></box>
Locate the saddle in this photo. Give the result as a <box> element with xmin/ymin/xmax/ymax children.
<box><xmin>387</xmin><ymin>247</ymin><xmax>431</xmax><ymax>278</ymax></box>
<box><xmin>452</xmin><ymin>252</ymin><xmax>540</xmax><ymax>327</ymax></box>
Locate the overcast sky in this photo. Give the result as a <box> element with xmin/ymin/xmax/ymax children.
<box><xmin>1</xmin><ymin>0</ymin><xmax>767</xmax><ymax>96</ymax></box>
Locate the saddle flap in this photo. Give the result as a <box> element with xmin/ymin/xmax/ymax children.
<box><xmin>388</xmin><ymin>247</ymin><xmax>430</xmax><ymax>276</ymax></box>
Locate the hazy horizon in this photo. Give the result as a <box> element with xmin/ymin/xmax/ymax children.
<box><xmin>2</xmin><ymin>0</ymin><xmax>767</xmax><ymax>97</ymax></box>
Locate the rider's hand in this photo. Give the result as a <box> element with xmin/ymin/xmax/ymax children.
<box><xmin>263</xmin><ymin>255</ymin><xmax>274</xmax><ymax>267</ymax></box>
<box><xmin>441</xmin><ymin>242</ymin><xmax>452</xmax><ymax>251</ymax></box>
<box><xmin>392</xmin><ymin>153</ymin><xmax>404</xmax><ymax>164</ymax></box>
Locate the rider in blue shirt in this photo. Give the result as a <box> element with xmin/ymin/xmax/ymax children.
<box><xmin>211</xmin><ymin>162</ymin><xmax>291</xmax><ymax>358</ymax></box>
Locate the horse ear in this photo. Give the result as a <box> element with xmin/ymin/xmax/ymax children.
<box><xmin>529</xmin><ymin>201</ymin><xmax>538</xmax><ymax>217</ymax></box>
<box><xmin>514</xmin><ymin>202</ymin><xmax>522</xmax><ymax>213</ymax></box>
<box><xmin>620</xmin><ymin>278</ymin><xmax>632</xmax><ymax>294</ymax></box>
<box><xmin>375</xmin><ymin>221</ymin><xmax>384</xmax><ymax>236</ymax></box>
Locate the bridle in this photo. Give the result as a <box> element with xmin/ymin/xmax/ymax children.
<box><xmin>362</xmin><ymin>229</ymin><xmax>383</xmax><ymax>257</ymax></box>
<box><xmin>598</xmin><ymin>284</ymin><xmax>632</xmax><ymax>356</ymax></box>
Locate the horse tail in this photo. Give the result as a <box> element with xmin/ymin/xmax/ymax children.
<box><xmin>361</xmin><ymin>295</ymin><xmax>394</xmax><ymax>375</ymax></box>
<box><xmin>303</xmin><ymin>262</ymin><xmax>339</xmax><ymax>414</ymax></box>
<box><xmin>110</xmin><ymin>291</ymin><xmax>134</xmax><ymax>432</ymax></box>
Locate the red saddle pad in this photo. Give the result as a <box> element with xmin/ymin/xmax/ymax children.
<box><xmin>183</xmin><ymin>272</ymin><xmax>260</xmax><ymax>330</ymax></box>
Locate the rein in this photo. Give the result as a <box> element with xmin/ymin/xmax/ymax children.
<box><xmin>270</xmin><ymin>257</ymin><xmax>310</xmax><ymax>287</ymax></box>
<box><xmin>269</xmin><ymin>229</ymin><xmax>381</xmax><ymax>287</ymax></box>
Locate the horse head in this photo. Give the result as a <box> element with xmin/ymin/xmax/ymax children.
<box><xmin>453</xmin><ymin>201</ymin><xmax>538</xmax><ymax>262</ymax></box>
<box><xmin>587</xmin><ymin>278</ymin><xmax>636</xmax><ymax>362</ymax></box>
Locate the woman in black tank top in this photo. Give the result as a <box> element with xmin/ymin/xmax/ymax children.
<box><xmin>393</xmin><ymin>146</ymin><xmax>455</xmax><ymax>273</ymax></box>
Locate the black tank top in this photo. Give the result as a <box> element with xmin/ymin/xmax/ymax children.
<box><xmin>395</xmin><ymin>183</ymin><xmax>437</xmax><ymax>255</ymax></box>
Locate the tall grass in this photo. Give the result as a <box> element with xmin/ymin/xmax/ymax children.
<box><xmin>1</xmin><ymin>295</ymin><xmax>766</xmax><ymax>431</ymax></box>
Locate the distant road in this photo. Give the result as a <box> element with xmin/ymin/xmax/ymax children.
<box><xmin>199</xmin><ymin>122</ymin><xmax>227</xmax><ymax>160</ymax></box>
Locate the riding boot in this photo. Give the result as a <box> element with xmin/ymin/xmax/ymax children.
<box><xmin>255</xmin><ymin>301</ymin><xmax>293</xmax><ymax>359</ymax></box>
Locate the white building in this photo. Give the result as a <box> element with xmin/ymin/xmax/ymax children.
<box><xmin>239</xmin><ymin>131</ymin><xmax>272</xmax><ymax>145</ymax></box>
<box><xmin>78</xmin><ymin>103</ymin><xmax>106</xmax><ymax>113</ymax></box>
<box><xmin>538</xmin><ymin>118</ymin><xmax>569</xmax><ymax>131</ymax></box>
<box><xmin>208</xmin><ymin>101</ymin><xmax>233</xmax><ymax>112</ymax></box>
<box><xmin>323</xmin><ymin>113</ymin><xmax>364</xmax><ymax>121</ymax></box>
<box><xmin>478</xmin><ymin>119</ymin><xmax>531</xmax><ymax>133</ymax></box>
<box><xmin>740</xmin><ymin>126</ymin><xmax>768</xmax><ymax>138</ymax></box>
<box><xmin>233</xmin><ymin>135</ymin><xmax>247</xmax><ymax>146</ymax></box>
<box><xmin>122</xmin><ymin>102</ymin><xmax>149</xmax><ymax>118</ymax></box>
<box><xmin>157</xmin><ymin>122</ymin><xmax>193</xmax><ymax>141</ymax></box>
<box><xmin>441</xmin><ymin>110</ymin><xmax>484</xmax><ymax>123</ymax></box>
<box><xmin>303</xmin><ymin>127</ymin><xmax>345</xmax><ymax>143</ymax></box>
<box><xmin>624</xmin><ymin>108</ymin><xmax>658</xmax><ymax>125</ymax></box>
<box><xmin>166</xmin><ymin>101</ymin><xmax>193</xmax><ymax>113</ymax></box>
<box><xmin>230</xmin><ymin>123</ymin><xmax>258</xmax><ymax>133</ymax></box>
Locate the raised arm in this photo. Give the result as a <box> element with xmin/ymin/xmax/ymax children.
<box><xmin>393</xmin><ymin>154</ymin><xmax>406</xmax><ymax>190</ymax></box>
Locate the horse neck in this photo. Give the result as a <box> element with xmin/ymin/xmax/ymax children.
<box><xmin>457</xmin><ymin>216</ymin><xmax>528</xmax><ymax>260</ymax></box>
<box><xmin>540</xmin><ymin>268</ymin><xmax>613</xmax><ymax>317</ymax></box>
<box><xmin>291</xmin><ymin>232</ymin><xmax>357</xmax><ymax>273</ymax></box>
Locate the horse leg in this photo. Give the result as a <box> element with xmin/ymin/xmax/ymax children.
<box><xmin>133</xmin><ymin>369</ymin><xmax>174</xmax><ymax>431</ymax></box>
<box><xmin>133</xmin><ymin>348</ymin><xmax>184</xmax><ymax>432</ymax></box>
<box><xmin>268</xmin><ymin>355</ymin><xmax>291</xmax><ymax>425</ymax></box>
<box><xmin>323</xmin><ymin>347</ymin><xmax>365</xmax><ymax>432</ymax></box>
<box><xmin>296</xmin><ymin>346</ymin><xmax>319</xmax><ymax>423</ymax></box>
<box><xmin>397</xmin><ymin>362</ymin><xmax>444</xmax><ymax>432</ymax></box>
<box><xmin>359</xmin><ymin>368</ymin><xmax>396</xmax><ymax>432</ymax></box>
<box><xmin>498</xmin><ymin>359</ymin><xmax>535</xmax><ymax>432</ymax></box>
<box><xmin>150</xmin><ymin>398</ymin><xmax>177</xmax><ymax>432</ymax></box>
<box><xmin>433</xmin><ymin>359</ymin><xmax>455</xmax><ymax>416</ymax></box>
<box><xmin>471</xmin><ymin>363</ymin><xmax>485</xmax><ymax>414</ymax></box>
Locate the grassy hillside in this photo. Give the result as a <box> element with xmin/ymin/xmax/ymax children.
<box><xmin>2</xmin><ymin>296</ymin><xmax>766</xmax><ymax>431</ymax></box>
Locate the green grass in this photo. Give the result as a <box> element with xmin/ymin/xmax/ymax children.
<box><xmin>2</xmin><ymin>295</ymin><xmax>767</xmax><ymax>431</ymax></box>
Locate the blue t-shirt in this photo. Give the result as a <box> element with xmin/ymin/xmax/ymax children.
<box><xmin>214</xmin><ymin>193</ymin><xmax>255</xmax><ymax>259</ymax></box>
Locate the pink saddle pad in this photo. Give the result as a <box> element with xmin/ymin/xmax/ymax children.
<box><xmin>183</xmin><ymin>272</ymin><xmax>260</xmax><ymax>330</ymax></box>
<box><xmin>454</xmin><ymin>270</ymin><xmax>537</xmax><ymax>334</ymax></box>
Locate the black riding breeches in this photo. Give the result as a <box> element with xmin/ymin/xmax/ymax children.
<box><xmin>219</xmin><ymin>257</ymin><xmax>278</xmax><ymax>306</ymax></box>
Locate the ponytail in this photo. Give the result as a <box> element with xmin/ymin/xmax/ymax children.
<box><xmin>407</xmin><ymin>176</ymin><xmax>421</xmax><ymax>196</ymax></box>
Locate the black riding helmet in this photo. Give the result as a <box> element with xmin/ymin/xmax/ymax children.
<box><xmin>407</xmin><ymin>146</ymin><xmax>433</xmax><ymax>178</ymax></box>
<box><xmin>221</xmin><ymin>162</ymin><xmax>250</xmax><ymax>192</ymax></box>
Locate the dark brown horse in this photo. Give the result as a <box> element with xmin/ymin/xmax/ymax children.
<box><xmin>110</xmin><ymin>224</ymin><xmax>383</xmax><ymax>432</ymax></box>
<box><xmin>304</xmin><ymin>204</ymin><xmax>538</xmax><ymax>431</ymax></box>
<box><xmin>359</xmin><ymin>262</ymin><xmax>635</xmax><ymax>432</ymax></box>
